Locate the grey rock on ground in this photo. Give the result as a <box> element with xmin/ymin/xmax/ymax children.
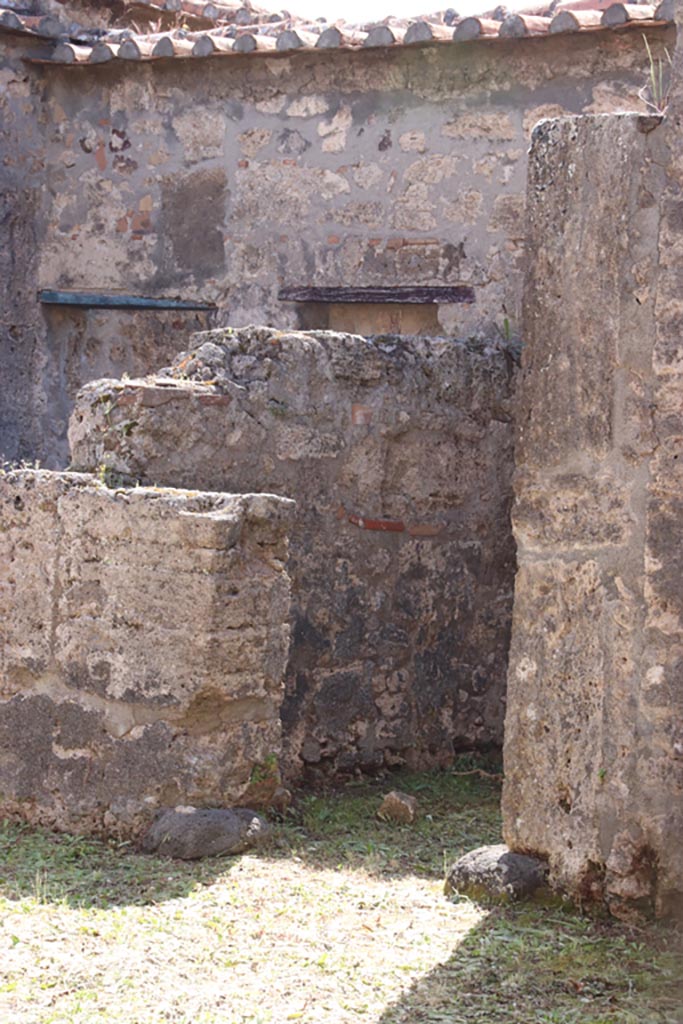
<box><xmin>141</xmin><ymin>806</ymin><xmax>271</xmax><ymax>860</ymax></box>
<box><xmin>445</xmin><ymin>844</ymin><xmax>548</xmax><ymax>902</ymax></box>
<box><xmin>377</xmin><ymin>790</ymin><xmax>419</xmax><ymax>824</ymax></box>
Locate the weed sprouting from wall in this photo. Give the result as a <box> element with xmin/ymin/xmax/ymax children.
<box><xmin>640</xmin><ymin>35</ymin><xmax>673</xmax><ymax>114</ymax></box>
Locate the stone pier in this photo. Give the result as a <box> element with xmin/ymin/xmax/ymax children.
<box><xmin>502</xmin><ymin>107</ymin><xmax>683</xmax><ymax>919</ymax></box>
<box><xmin>0</xmin><ymin>469</ymin><xmax>293</xmax><ymax>837</ymax></box>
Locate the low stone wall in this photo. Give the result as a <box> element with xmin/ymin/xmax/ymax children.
<box><xmin>502</xmin><ymin>114</ymin><xmax>683</xmax><ymax>920</ymax></box>
<box><xmin>0</xmin><ymin>469</ymin><xmax>293</xmax><ymax>837</ymax></box>
<box><xmin>69</xmin><ymin>326</ymin><xmax>517</xmax><ymax>777</ymax></box>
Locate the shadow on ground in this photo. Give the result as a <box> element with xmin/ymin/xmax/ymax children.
<box><xmin>377</xmin><ymin>903</ymin><xmax>683</xmax><ymax>1024</ymax></box>
<box><xmin>271</xmin><ymin>765</ymin><xmax>502</xmax><ymax>881</ymax></box>
<box><xmin>0</xmin><ymin>765</ymin><xmax>503</xmax><ymax>908</ymax></box>
<box><xmin>0</xmin><ymin>818</ymin><xmax>242</xmax><ymax>909</ymax></box>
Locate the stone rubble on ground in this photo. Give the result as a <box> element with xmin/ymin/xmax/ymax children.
<box><xmin>445</xmin><ymin>844</ymin><xmax>549</xmax><ymax>902</ymax></box>
<box><xmin>377</xmin><ymin>790</ymin><xmax>419</xmax><ymax>823</ymax></box>
<box><xmin>141</xmin><ymin>806</ymin><xmax>272</xmax><ymax>860</ymax></box>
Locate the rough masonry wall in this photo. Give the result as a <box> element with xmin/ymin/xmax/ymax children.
<box><xmin>39</xmin><ymin>29</ymin><xmax>671</xmax><ymax>340</ymax></box>
<box><xmin>69</xmin><ymin>327</ymin><xmax>516</xmax><ymax>776</ymax></box>
<box><xmin>0</xmin><ymin>32</ymin><xmax>216</xmax><ymax>468</ymax></box>
<box><xmin>38</xmin><ymin>305</ymin><xmax>215</xmax><ymax>463</ymax></box>
<box><xmin>0</xmin><ymin>468</ymin><xmax>293</xmax><ymax>837</ymax></box>
<box><xmin>0</xmin><ymin>37</ymin><xmax>47</xmax><ymax>463</ymax></box>
<box><xmin>502</xmin><ymin>113</ymin><xmax>683</xmax><ymax>920</ymax></box>
<box><xmin>1</xmin><ymin>25</ymin><xmax>669</xmax><ymax>466</ymax></box>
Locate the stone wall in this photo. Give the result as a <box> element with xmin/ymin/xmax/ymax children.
<box><xmin>502</xmin><ymin>112</ymin><xmax>683</xmax><ymax>920</ymax></box>
<box><xmin>0</xmin><ymin>35</ymin><xmax>47</xmax><ymax>464</ymax></box>
<box><xmin>0</xmin><ymin>468</ymin><xmax>293</xmax><ymax>836</ymax></box>
<box><xmin>0</xmin><ymin>23</ymin><xmax>674</xmax><ymax>465</ymax></box>
<box><xmin>39</xmin><ymin>29</ymin><xmax>671</xmax><ymax>338</ymax></box>
<box><xmin>0</xmin><ymin>32</ymin><xmax>215</xmax><ymax>467</ymax></box>
<box><xmin>38</xmin><ymin>305</ymin><xmax>215</xmax><ymax>460</ymax></box>
<box><xmin>69</xmin><ymin>326</ymin><xmax>516</xmax><ymax>776</ymax></box>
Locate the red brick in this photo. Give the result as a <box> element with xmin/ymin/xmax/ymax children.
<box><xmin>197</xmin><ymin>394</ymin><xmax>232</xmax><ymax>407</ymax></box>
<box><xmin>130</xmin><ymin>212</ymin><xmax>151</xmax><ymax>233</ymax></box>
<box><xmin>115</xmin><ymin>391</ymin><xmax>139</xmax><ymax>408</ymax></box>
<box><xmin>408</xmin><ymin>523</ymin><xmax>445</xmax><ymax>538</ymax></box>
<box><xmin>94</xmin><ymin>142</ymin><xmax>107</xmax><ymax>172</ymax></box>
<box><xmin>140</xmin><ymin>388</ymin><xmax>189</xmax><ymax>408</ymax></box>
<box><xmin>351</xmin><ymin>404</ymin><xmax>373</xmax><ymax>426</ymax></box>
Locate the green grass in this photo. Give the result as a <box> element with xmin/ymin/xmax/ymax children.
<box><xmin>284</xmin><ymin>762</ymin><xmax>503</xmax><ymax>879</ymax></box>
<box><xmin>0</xmin><ymin>766</ymin><xmax>680</xmax><ymax>1024</ymax></box>
<box><xmin>380</xmin><ymin>905</ymin><xmax>682</xmax><ymax>1024</ymax></box>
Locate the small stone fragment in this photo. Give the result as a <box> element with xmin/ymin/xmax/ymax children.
<box><xmin>141</xmin><ymin>806</ymin><xmax>271</xmax><ymax>860</ymax></box>
<box><xmin>445</xmin><ymin>844</ymin><xmax>548</xmax><ymax>902</ymax></box>
<box><xmin>271</xmin><ymin>785</ymin><xmax>293</xmax><ymax>813</ymax></box>
<box><xmin>377</xmin><ymin>790</ymin><xmax>418</xmax><ymax>824</ymax></box>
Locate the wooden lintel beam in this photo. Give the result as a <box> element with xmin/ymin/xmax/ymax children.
<box><xmin>278</xmin><ymin>286</ymin><xmax>475</xmax><ymax>304</ymax></box>
<box><xmin>39</xmin><ymin>290</ymin><xmax>216</xmax><ymax>311</ymax></box>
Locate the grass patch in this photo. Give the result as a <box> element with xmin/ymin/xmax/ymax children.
<box><xmin>0</xmin><ymin>766</ymin><xmax>680</xmax><ymax>1024</ymax></box>
<box><xmin>282</xmin><ymin>763</ymin><xmax>502</xmax><ymax>879</ymax></box>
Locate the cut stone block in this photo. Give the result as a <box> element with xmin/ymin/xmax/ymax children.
<box><xmin>0</xmin><ymin>469</ymin><xmax>294</xmax><ymax>837</ymax></box>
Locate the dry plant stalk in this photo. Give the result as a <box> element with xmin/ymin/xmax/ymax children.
<box><xmin>640</xmin><ymin>34</ymin><xmax>673</xmax><ymax>113</ymax></box>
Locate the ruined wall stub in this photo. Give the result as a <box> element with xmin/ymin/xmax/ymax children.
<box><xmin>69</xmin><ymin>327</ymin><xmax>516</xmax><ymax>776</ymax></box>
<box><xmin>0</xmin><ymin>469</ymin><xmax>293</xmax><ymax>836</ymax></box>
<box><xmin>502</xmin><ymin>111</ymin><xmax>683</xmax><ymax>919</ymax></box>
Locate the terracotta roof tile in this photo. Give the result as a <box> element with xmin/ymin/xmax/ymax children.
<box><xmin>0</xmin><ymin>0</ymin><xmax>673</xmax><ymax>63</ymax></box>
<box><xmin>0</xmin><ymin>9</ymin><xmax>64</xmax><ymax>37</ymax></box>
<box><xmin>453</xmin><ymin>16</ymin><xmax>501</xmax><ymax>40</ymax></box>
<box><xmin>602</xmin><ymin>2</ymin><xmax>656</xmax><ymax>25</ymax></box>
<box><xmin>499</xmin><ymin>12</ymin><xmax>552</xmax><ymax>35</ymax></box>
<box><xmin>550</xmin><ymin>9</ymin><xmax>604</xmax><ymax>31</ymax></box>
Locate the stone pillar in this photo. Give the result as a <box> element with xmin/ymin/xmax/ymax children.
<box><xmin>0</xmin><ymin>469</ymin><xmax>293</xmax><ymax>837</ymax></box>
<box><xmin>502</xmin><ymin>92</ymin><xmax>683</xmax><ymax>917</ymax></box>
